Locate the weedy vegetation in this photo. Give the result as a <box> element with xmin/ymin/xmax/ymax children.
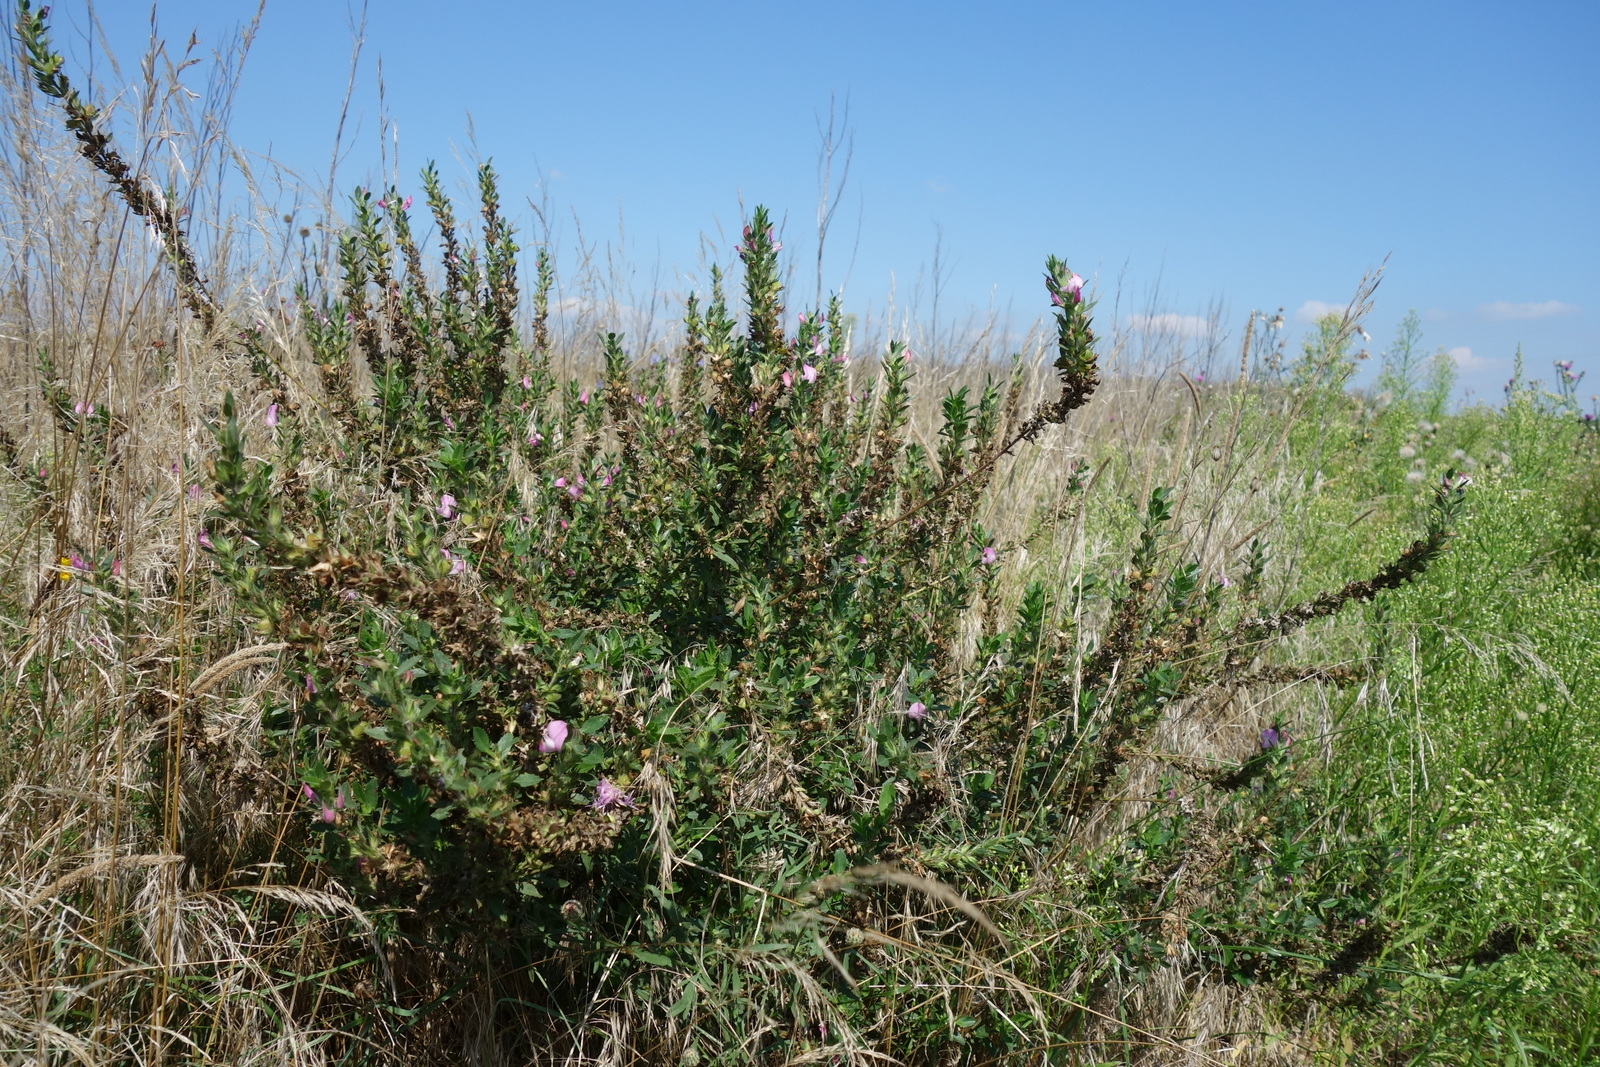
<box><xmin>2</xmin><ymin>4</ymin><xmax>1597</xmax><ymax>1064</ymax></box>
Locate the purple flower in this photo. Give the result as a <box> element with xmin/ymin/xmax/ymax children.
<box><xmin>906</xmin><ymin>701</ymin><xmax>928</xmax><ymax>721</ymax></box>
<box><xmin>801</xmin><ymin>363</ymin><xmax>819</xmax><ymax>384</ymax></box>
<box><xmin>591</xmin><ymin>777</ymin><xmax>635</xmax><ymax>812</ymax></box>
<box><xmin>441</xmin><ymin>548</ymin><xmax>466</xmax><ymax>575</ymax></box>
<box><xmin>437</xmin><ymin>494</ymin><xmax>457</xmax><ymax>519</ymax></box>
<box><xmin>187</xmin><ymin>483</ymin><xmax>205</xmax><ymax>502</ymax></box>
<box><xmin>1260</xmin><ymin>727</ymin><xmax>1281</xmax><ymax>751</ymax></box>
<box><xmin>69</xmin><ymin>551</ymin><xmax>87</xmax><ymax>573</ymax></box>
<box><xmin>196</xmin><ymin>529</ymin><xmax>214</xmax><ymax>550</ymax></box>
<box><xmin>539</xmin><ymin>719</ymin><xmax>569</xmax><ymax>754</ymax></box>
<box><xmin>442</xmin><ymin>413</ymin><xmax>456</xmax><ymax>431</ymax></box>
<box><xmin>264</xmin><ymin>404</ymin><xmax>279</xmax><ymax>428</ymax></box>
<box><xmin>305</xmin><ymin>674</ymin><xmax>318</xmax><ymax>696</ymax></box>
<box><xmin>981</xmin><ymin>546</ymin><xmax>998</xmax><ymax>565</ymax></box>
<box><xmin>1215</xmin><ymin>572</ymin><xmax>1232</xmax><ymax>588</ymax></box>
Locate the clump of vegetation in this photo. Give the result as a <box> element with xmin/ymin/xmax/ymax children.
<box><xmin>2</xmin><ymin>5</ymin><xmax>1596</xmax><ymax>1065</ymax></box>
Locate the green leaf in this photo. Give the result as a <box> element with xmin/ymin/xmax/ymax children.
<box><xmin>665</xmin><ymin>981</ymin><xmax>698</xmax><ymax>1018</ymax></box>
<box><xmin>878</xmin><ymin>780</ymin><xmax>896</xmax><ymax>818</ymax></box>
<box><xmin>632</xmin><ymin>948</ymin><xmax>673</xmax><ymax>966</ymax></box>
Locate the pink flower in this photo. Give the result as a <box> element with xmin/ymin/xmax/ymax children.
<box><xmin>554</xmin><ymin>477</ymin><xmax>567</xmax><ymax>489</ymax></box>
<box><xmin>781</xmin><ymin>370</ymin><xmax>794</xmax><ymax>390</ymax></box>
<box><xmin>981</xmin><ymin>546</ymin><xmax>998</xmax><ymax>565</ymax></box>
<box><xmin>567</xmin><ymin>482</ymin><xmax>582</xmax><ymax>500</ymax></box>
<box><xmin>591</xmin><ymin>777</ymin><xmax>634</xmax><ymax>812</ymax></box>
<box><xmin>320</xmin><ymin>804</ymin><xmax>337</xmax><ymax>823</ymax></box>
<box><xmin>111</xmin><ymin>558</ymin><xmax>123</xmax><ymax>578</ymax></box>
<box><xmin>906</xmin><ymin>701</ymin><xmax>928</xmax><ymax>720</ymax></box>
<box><xmin>801</xmin><ymin>363</ymin><xmax>818</xmax><ymax>384</ymax></box>
<box><xmin>197</xmin><ymin>529</ymin><xmax>214</xmax><ymax>550</ymax></box>
<box><xmin>521</xmin><ymin>375</ymin><xmax>532</xmax><ymax>389</ymax></box>
<box><xmin>1066</xmin><ymin>272</ymin><xmax>1085</xmax><ymax>302</ymax></box>
<box><xmin>443</xmin><ymin>413</ymin><xmax>456</xmax><ymax>431</ymax></box>
<box><xmin>305</xmin><ymin>674</ymin><xmax>317</xmax><ymax>695</ymax></box>
<box><xmin>811</xmin><ymin>335</ymin><xmax>827</xmax><ymax>358</ymax></box>
<box><xmin>301</xmin><ymin>782</ymin><xmax>316</xmax><ymax>802</ymax></box>
<box><xmin>187</xmin><ymin>483</ymin><xmax>205</xmax><ymax>502</ymax></box>
<box><xmin>528</xmin><ymin>431</ymin><xmax>544</xmax><ymax>447</ymax></box>
<box><xmin>437</xmin><ymin>494</ymin><xmax>457</xmax><ymax>519</ymax></box>
<box><xmin>264</xmin><ymin>404</ymin><xmax>279</xmax><ymax>428</ymax></box>
<box><xmin>69</xmin><ymin>552</ymin><xmax>87</xmax><ymax>572</ymax></box>
<box><xmin>441</xmin><ymin>548</ymin><xmax>465</xmax><ymax>575</ymax></box>
<box><xmin>539</xmin><ymin>719</ymin><xmax>569</xmax><ymax>754</ymax></box>
<box><xmin>1215</xmin><ymin>572</ymin><xmax>1232</xmax><ymax>588</ymax></box>
<box><xmin>579</xmin><ymin>389</ymin><xmax>590</xmax><ymax>405</ymax></box>
<box><xmin>73</xmin><ymin>401</ymin><xmax>95</xmax><ymax>417</ymax></box>
<box><xmin>402</xmin><ymin>195</ymin><xmax>413</xmax><ymax>210</ymax></box>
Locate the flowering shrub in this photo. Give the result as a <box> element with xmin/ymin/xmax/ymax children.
<box><xmin>187</xmin><ymin>161</ymin><xmax>1472</xmax><ymax>1055</ymax></box>
<box><xmin>9</xmin><ymin>8</ymin><xmax>1514</xmax><ymax>1059</ymax></box>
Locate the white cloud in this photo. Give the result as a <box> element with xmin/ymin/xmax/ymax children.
<box><xmin>1296</xmin><ymin>300</ymin><xmax>1343</xmax><ymax>323</ymax></box>
<box><xmin>1448</xmin><ymin>346</ymin><xmax>1500</xmax><ymax>370</ymax></box>
<box><xmin>1124</xmin><ymin>313</ymin><xmax>1214</xmax><ymax>338</ymax></box>
<box><xmin>1477</xmin><ymin>300</ymin><xmax>1580</xmax><ymax>321</ymax></box>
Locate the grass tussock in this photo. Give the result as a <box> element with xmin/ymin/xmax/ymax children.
<box><xmin>3</xmin><ymin>6</ymin><xmax>1598</xmax><ymax>1065</ymax></box>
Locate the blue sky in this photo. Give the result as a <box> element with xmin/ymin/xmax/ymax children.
<box><xmin>77</xmin><ymin>1</ymin><xmax>1598</xmax><ymax>401</ymax></box>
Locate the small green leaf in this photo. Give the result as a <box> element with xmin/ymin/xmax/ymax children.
<box><xmin>632</xmin><ymin>948</ymin><xmax>673</xmax><ymax>966</ymax></box>
<box><xmin>665</xmin><ymin>981</ymin><xmax>698</xmax><ymax>1018</ymax></box>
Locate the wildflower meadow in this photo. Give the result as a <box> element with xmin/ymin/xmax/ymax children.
<box><xmin>2</xmin><ymin>4</ymin><xmax>1597</xmax><ymax>1065</ymax></box>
